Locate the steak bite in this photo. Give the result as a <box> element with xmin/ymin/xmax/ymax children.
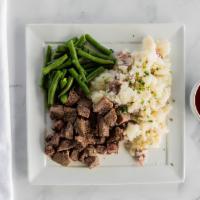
<box><xmin>117</xmin><ymin>113</ymin><xmax>130</xmax><ymax>125</ymax></box>
<box><xmin>75</xmin><ymin>136</ymin><xmax>88</xmax><ymax>148</ymax></box>
<box><xmin>107</xmin><ymin>127</ymin><xmax>124</xmax><ymax>143</ymax></box>
<box><xmin>52</xmin><ymin>151</ymin><xmax>70</xmax><ymax>166</ymax></box>
<box><xmin>77</xmin><ymin>98</ymin><xmax>92</xmax><ymax>108</ymax></box>
<box><xmin>84</xmin><ymin>156</ymin><xmax>99</xmax><ymax>168</ymax></box>
<box><xmin>50</xmin><ymin>105</ymin><xmax>64</xmax><ymax>120</ymax></box>
<box><xmin>45</xmin><ymin>145</ymin><xmax>55</xmax><ymax>156</ymax></box>
<box><xmin>75</xmin><ymin>117</ymin><xmax>91</xmax><ymax>136</ymax></box>
<box><xmin>70</xmin><ymin>149</ymin><xmax>80</xmax><ymax>161</ymax></box>
<box><xmin>77</xmin><ymin>104</ymin><xmax>90</xmax><ymax>118</ymax></box>
<box><xmin>93</xmin><ymin>97</ymin><xmax>113</xmax><ymax>115</ymax></box>
<box><xmin>98</xmin><ymin>118</ymin><xmax>109</xmax><ymax>137</ymax></box>
<box><xmin>95</xmin><ymin>136</ymin><xmax>106</xmax><ymax>144</ymax></box>
<box><xmin>52</xmin><ymin>120</ymin><xmax>64</xmax><ymax>131</ymax></box>
<box><xmin>85</xmin><ymin>145</ymin><xmax>97</xmax><ymax>157</ymax></box>
<box><xmin>63</xmin><ymin>107</ymin><xmax>77</xmax><ymax>123</ymax></box>
<box><xmin>66</xmin><ymin>90</ymin><xmax>80</xmax><ymax>106</ymax></box>
<box><xmin>62</xmin><ymin>122</ymin><xmax>73</xmax><ymax>139</ymax></box>
<box><xmin>47</xmin><ymin>133</ymin><xmax>60</xmax><ymax>147</ymax></box>
<box><xmin>104</xmin><ymin>108</ymin><xmax>117</xmax><ymax>127</ymax></box>
<box><xmin>57</xmin><ymin>140</ymin><xmax>75</xmax><ymax>151</ymax></box>
<box><xmin>107</xmin><ymin>143</ymin><xmax>119</xmax><ymax>154</ymax></box>
<box><xmin>96</xmin><ymin>145</ymin><xmax>106</xmax><ymax>154</ymax></box>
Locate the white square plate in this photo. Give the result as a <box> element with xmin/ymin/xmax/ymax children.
<box><xmin>26</xmin><ymin>24</ymin><xmax>185</xmax><ymax>185</ymax></box>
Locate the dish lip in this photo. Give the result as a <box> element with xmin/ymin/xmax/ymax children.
<box><xmin>25</xmin><ymin>23</ymin><xmax>185</xmax><ymax>184</ymax></box>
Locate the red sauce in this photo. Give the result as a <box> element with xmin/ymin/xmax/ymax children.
<box><xmin>195</xmin><ymin>86</ymin><xmax>200</xmax><ymax>115</ymax></box>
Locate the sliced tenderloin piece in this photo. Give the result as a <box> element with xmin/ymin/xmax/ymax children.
<box><xmin>70</xmin><ymin>149</ymin><xmax>80</xmax><ymax>161</ymax></box>
<box><xmin>77</xmin><ymin>104</ymin><xmax>90</xmax><ymax>118</ymax></box>
<box><xmin>107</xmin><ymin>143</ymin><xmax>119</xmax><ymax>154</ymax></box>
<box><xmin>50</xmin><ymin>105</ymin><xmax>64</xmax><ymax>120</ymax></box>
<box><xmin>93</xmin><ymin>97</ymin><xmax>113</xmax><ymax>115</ymax></box>
<box><xmin>77</xmin><ymin>98</ymin><xmax>92</xmax><ymax>108</ymax></box>
<box><xmin>117</xmin><ymin>113</ymin><xmax>130</xmax><ymax>125</ymax></box>
<box><xmin>66</xmin><ymin>90</ymin><xmax>80</xmax><ymax>106</ymax></box>
<box><xmin>57</xmin><ymin>140</ymin><xmax>75</xmax><ymax>151</ymax></box>
<box><xmin>108</xmin><ymin>80</ymin><xmax>121</xmax><ymax>94</ymax></box>
<box><xmin>52</xmin><ymin>151</ymin><xmax>70</xmax><ymax>166</ymax></box>
<box><xmin>63</xmin><ymin>107</ymin><xmax>77</xmax><ymax>123</ymax></box>
<box><xmin>75</xmin><ymin>136</ymin><xmax>88</xmax><ymax>149</ymax></box>
<box><xmin>95</xmin><ymin>136</ymin><xmax>106</xmax><ymax>144</ymax></box>
<box><xmin>45</xmin><ymin>145</ymin><xmax>55</xmax><ymax>156</ymax></box>
<box><xmin>104</xmin><ymin>108</ymin><xmax>117</xmax><ymax>127</ymax></box>
<box><xmin>52</xmin><ymin>120</ymin><xmax>64</xmax><ymax>131</ymax></box>
<box><xmin>98</xmin><ymin>118</ymin><xmax>109</xmax><ymax>137</ymax></box>
<box><xmin>75</xmin><ymin>117</ymin><xmax>90</xmax><ymax>136</ymax></box>
<box><xmin>62</xmin><ymin>122</ymin><xmax>73</xmax><ymax>139</ymax></box>
<box><xmin>84</xmin><ymin>156</ymin><xmax>100</xmax><ymax>168</ymax></box>
<box><xmin>96</xmin><ymin>145</ymin><xmax>106</xmax><ymax>154</ymax></box>
<box><xmin>47</xmin><ymin>133</ymin><xmax>60</xmax><ymax>147</ymax></box>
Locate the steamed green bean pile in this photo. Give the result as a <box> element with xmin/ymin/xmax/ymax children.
<box><xmin>41</xmin><ymin>34</ymin><xmax>116</xmax><ymax>106</ymax></box>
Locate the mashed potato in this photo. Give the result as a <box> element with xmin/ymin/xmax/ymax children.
<box><xmin>90</xmin><ymin>36</ymin><xmax>172</xmax><ymax>159</ymax></box>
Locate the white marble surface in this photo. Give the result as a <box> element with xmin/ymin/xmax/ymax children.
<box><xmin>7</xmin><ymin>0</ymin><xmax>200</xmax><ymax>199</ymax></box>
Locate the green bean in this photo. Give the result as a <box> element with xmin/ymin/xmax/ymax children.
<box><xmin>83</xmin><ymin>62</ymin><xmax>98</xmax><ymax>69</ymax></box>
<box><xmin>85</xmin><ymin>34</ymin><xmax>113</xmax><ymax>55</ymax></box>
<box><xmin>59</xmin><ymin>77</ymin><xmax>74</xmax><ymax>97</ymax></box>
<box><xmin>60</xmin><ymin>77</ymin><xmax>68</xmax><ymax>89</ymax></box>
<box><xmin>77</xmin><ymin>49</ymin><xmax>114</xmax><ymax>65</ymax></box>
<box><xmin>69</xmin><ymin>68</ymin><xmax>90</xmax><ymax>96</ymax></box>
<box><xmin>75</xmin><ymin>35</ymin><xmax>86</xmax><ymax>47</ymax></box>
<box><xmin>60</xmin><ymin>94</ymin><xmax>68</xmax><ymax>104</ymax></box>
<box><xmin>48</xmin><ymin>71</ymin><xmax>63</xmax><ymax>106</ymax></box>
<box><xmin>83</xmin><ymin>46</ymin><xmax>115</xmax><ymax>60</ymax></box>
<box><xmin>85</xmin><ymin>67</ymin><xmax>96</xmax><ymax>74</ymax></box>
<box><xmin>57</xmin><ymin>59</ymin><xmax>72</xmax><ymax>70</ymax></box>
<box><xmin>67</xmin><ymin>40</ymin><xmax>87</xmax><ymax>81</ymax></box>
<box><xmin>42</xmin><ymin>54</ymin><xmax>68</xmax><ymax>75</ymax></box>
<box><xmin>86</xmin><ymin>66</ymin><xmax>105</xmax><ymax>82</ymax></box>
<box><xmin>45</xmin><ymin>45</ymin><xmax>52</xmax><ymax>65</ymax></box>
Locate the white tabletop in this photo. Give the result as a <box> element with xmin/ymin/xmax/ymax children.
<box><xmin>8</xmin><ymin>0</ymin><xmax>200</xmax><ymax>199</ymax></box>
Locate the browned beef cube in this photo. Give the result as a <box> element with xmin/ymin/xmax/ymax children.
<box><xmin>50</xmin><ymin>105</ymin><xmax>64</xmax><ymax>120</ymax></box>
<box><xmin>77</xmin><ymin>104</ymin><xmax>90</xmax><ymax>118</ymax></box>
<box><xmin>45</xmin><ymin>145</ymin><xmax>55</xmax><ymax>156</ymax></box>
<box><xmin>75</xmin><ymin>117</ymin><xmax>90</xmax><ymax>136</ymax></box>
<box><xmin>104</xmin><ymin>109</ymin><xmax>117</xmax><ymax>127</ymax></box>
<box><xmin>107</xmin><ymin>127</ymin><xmax>124</xmax><ymax>143</ymax></box>
<box><xmin>52</xmin><ymin>120</ymin><xmax>64</xmax><ymax>131</ymax></box>
<box><xmin>62</xmin><ymin>122</ymin><xmax>73</xmax><ymax>139</ymax></box>
<box><xmin>66</xmin><ymin>90</ymin><xmax>80</xmax><ymax>106</ymax></box>
<box><xmin>77</xmin><ymin>98</ymin><xmax>92</xmax><ymax>108</ymax></box>
<box><xmin>75</xmin><ymin>136</ymin><xmax>88</xmax><ymax>148</ymax></box>
<box><xmin>84</xmin><ymin>156</ymin><xmax>99</xmax><ymax>168</ymax></box>
<box><xmin>70</xmin><ymin>149</ymin><xmax>80</xmax><ymax>161</ymax></box>
<box><xmin>96</xmin><ymin>145</ymin><xmax>106</xmax><ymax>154</ymax></box>
<box><xmin>47</xmin><ymin>133</ymin><xmax>60</xmax><ymax>147</ymax></box>
<box><xmin>57</xmin><ymin>140</ymin><xmax>75</xmax><ymax>151</ymax></box>
<box><xmin>79</xmin><ymin>150</ymin><xmax>89</xmax><ymax>163</ymax></box>
<box><xmin>52</xmin><ymin>151</ymin><xmax>70</xmax><ymax>166</ymax></box>
<box><xmin>107</xmin><ymin>143</ymin><xmax>119</xmax><ymax>154</ymax></box>
<box><xmin>117</xmin><ymin>113</ymin><xmax>130</xmax><ymax>125</ymax></box>
<box><xmin>95</xmin><ymin>137</ymin><xmax>106</xmax><ymax>144</ymax></box>
<box><xmin>86</xmin><ymin>134</ymin><xmax>96</xmax><ymax>145</ymax></box>
<box><xmin>85</xmin><ymin>145</ymin><xmax>97</xmax><ymax>156</ymax></box>
<box><xmin>98</xmin><ymin>119</ymin><xmax>109</xmax><ymax>137</ymax></box>
<box><xmin>108</xmin><ymin>80</ymin><xmax>121</xmax><ymax>94</ymax></box>
<box><xmin>93</xmin><ymin>97</ymin><xmax>113</xmax><ymax>115</ymax></box>
<box><xmin>63</xmin><ymin>107</ymin><xmax>77</xmax><ymax>123</ymax></box>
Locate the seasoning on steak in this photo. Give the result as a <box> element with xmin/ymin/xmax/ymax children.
<box><xmin>75</xmin><ymin>136</ymin><xmax>88</xmax><ymax>148</ymax></box>
<box><xmin>45</xmin><ymin>145</ymin><xmax>55</xmax><ymax>156</ymax></box>
<box><xmin>57</xmin><ymin>140</ymin><xmax>75</xmax><ymax>151</ymax></box>
<box><xmin>52</xmin><ymin>151</ymin><xmax>70</xmax><ymax>166</ymax></box>
<box><xmin>75</xmin><ymin>117</ymin><xmax>90</xmax><ymax>135</ymax></box>
<box><xmin>93</xmin><ymin>97</ymin><xmax>113</xmax><ymax>115</ymax></box>
<box><xmin>66</xmin><ymin>90</ymin><xmax>80</xmax><ymax>106</ymax></box>
<box><xmin>98</xmin><ymin>118</ymin><xmax>109</xmax><ymax>137</ymax></box>
<box><xmin>62</xmin><ymin>122</ymin><xmax>73</xmax><ymax>139</ymax></box>
<box><xmin>107</xmin><ymin>143</ymin><xmax>119</xmax><ymax>154</ymax></box>
<box><xmin>78</xmin><ymin>98</ymin><xmax>92</xmax><ymax>108</ymax></box>
<box><xmin>117</xmin><ymin>113</ymin><xmax>130</xmax><ymax>125</ymax></box>
<box><xmin>47</xmin><ymin>133</ymin><xmax>60</xmax><ymax>147</ymax></box>
<box><xmin>107</xmin><ymin>127</ymin><xmax>124</xmax><ymax>143</ymax></box>
<box><xmin>85</xmin><ymin>145</ymin><xmax>97</xmax><ymax>156</ymax></box>
<box><xmin>77</xmin><ymin>104</ymin><xmax>90</xmax><ymax>118</ymax></box>
<box><xmin>96</xmin><ymin>145</ymin><xmax>106</xmax><ymax>154</ymax></box>
<box><xmin>70</xmin><ymin>149</ymin><xmax>80</xmax><ymax>161</ymax></box>
<box><xmin>84</xmin><ymin>156</ymin><xmax>99</xmax><ymax>168</ymax></box>
<box><xmin>50</xmin><ymin>105</ymin><xmax>64</xmax><ymax>120</ymax></box>
<box><xmin>104</xmin><ymin>108</ymin><xmax>117</xmax><ymax>127</ymax></box>
<box><xmin>63</xmin><ymin>107</ymin><xmax>77</xmax><ymax>123</ymax></box>
<box><xmin>52</xmin><ymin>120</ymin><xmax>64</xmax><ymax>131</ymax></box>
<box><xmin>108</xmin><ymin>80</ymin><xmax>121</xmax><ymax>94</ymax></box>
